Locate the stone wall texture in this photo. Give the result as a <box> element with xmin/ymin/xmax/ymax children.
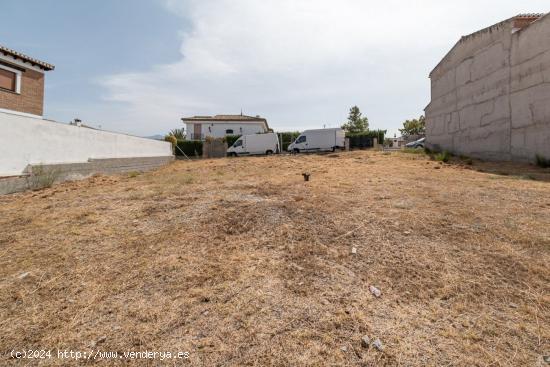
<box><xmin>425</xmin><ymin>15</ymin><xmax>550</xmax><ymax>162</ymax></box>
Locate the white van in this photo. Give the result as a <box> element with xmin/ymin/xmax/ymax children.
<box><xmin>227</xmin><ymin>133</ymin><xmax>280</xmax><ymax>156</ymax></box>
<box><xmin>288</xmin><ymin>128</ymin><xmax>345</xmax><ymax>153</ymax></box>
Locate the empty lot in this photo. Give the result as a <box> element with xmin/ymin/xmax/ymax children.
<box><xmin>0</xmin><ymin>151</ymin><xmax>549</xmax><ymax>366</ymax></box>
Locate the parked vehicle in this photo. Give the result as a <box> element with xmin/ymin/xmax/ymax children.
<box><xmin>405</xmin><ymin>137</ymin><xmax>426</xmax><ymax>149</ymax></box>
<box><xmin>227</xmin><ymin>133</ymin><xmax>280</xmax><ymax>156</ymax></box>
<box><xmin>287</xmin><ymin>128</ymin><xmax>345</xmax><ymax>153</ymax></box>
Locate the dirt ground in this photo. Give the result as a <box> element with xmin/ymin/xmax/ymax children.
<box><xmin>0</xmin><ymin>151</ymin><xmax>549</xmax><ymax>366</ymax></box>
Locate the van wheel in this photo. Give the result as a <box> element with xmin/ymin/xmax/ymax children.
<box><xmin>293</xmin><ymin>148</ymin><xmax>300</xmax><ymax>154</ymax></box>
<box><xmin>266</xmin><ymin>150</ymin><xmax>273</xmax><ymax>156</ymax></box>
<box><xmin>229</xmin><ymin>152</ymin><xmax>237</xmax><ymax>157</ymax></box>
<box><xmin>332</xmin><ymin>147</ymin><xmax>336</xmax><ymax>152</ymax></box>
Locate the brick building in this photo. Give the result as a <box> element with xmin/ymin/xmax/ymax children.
<box><xmin>0</xmin><ymin>45</ymin><xmax>54</xmax><ymax>117</ymax></box>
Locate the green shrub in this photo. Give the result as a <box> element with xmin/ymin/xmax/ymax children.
<box><xmin>346</xmin><ymin>130</ymin><xmax>386</xmax><ymax>146</ymax></box>
<box><xmin>164</xmin><ymin>135</ymin><xmax>177</xmax><ymax>146</ymax></box>
<box><xmin>435</xmin><ymin>150</ymin><xmax>451</xmax><ymax>163</ymax></box>
<box><xmin>175</xmin><ymin>140</ymin><xmax>203</xmax><ymax>157</ymax></box>
<box><xmin>27</xmin><ymin>165</ymin><xmax>59</xmax><ymax>190</ymax></box>
<box><xmin>224</xmin><ymin>134</ymin><xmax>241</xmax><ymax>147</ymax></box>
<box><xmin>535</xmin><ymin>154</ymin><xmax>550</xmax><ymax>168</ymax></box>
<box><xmin>279</xmin><ymin>131</ymin><xmax>301</xmax><ymax>151</ymax></box>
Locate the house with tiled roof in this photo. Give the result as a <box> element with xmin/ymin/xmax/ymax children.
<box><xmin>0</xmin><ymin>45</ymin><xmax>54</xmax><ymax>117</ymax></box>
<box><xmin>181</xmin><ymin>114</ymin><xmax>270</xmax><ymax>140</ymax></box>
<box><xmin>425</xmin><ymin>13</ymin><xmax>550</xmax><ymax>162</ymax></box>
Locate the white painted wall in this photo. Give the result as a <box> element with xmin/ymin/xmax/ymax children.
<box><xmin>185</xmin><ymin>122</ymin><xmax>267</xmax><ymax>139</ymax></box>
<box><xmin>0</xmin><ymin>111</ymin><xmax>172</xmax><ymax>176</ymax></box>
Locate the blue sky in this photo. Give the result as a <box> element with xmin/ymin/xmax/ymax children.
<box><xmin>1</xmin><ymin>1</ymin><xmax>548</xmax><ymax>137</ymax></box>
<box><xmin>0</xmin><ymin>0</ymin><xmax>184</xmax><ymax>130</ymax></box>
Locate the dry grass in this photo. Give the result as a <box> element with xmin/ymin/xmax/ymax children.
<box><xmin>0</xmin><ymin>151</ymin><xmax>549</xmax><ymax>366</ymax></box>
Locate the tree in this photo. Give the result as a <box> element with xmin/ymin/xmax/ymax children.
<box><xmin>341</xmin><ymin>106</ymin><xmax>369</xmax><ymax>133</ymax></box>
<box><xmin>168</xmin><ymin>128</ymin><xmax>185</xmax><ymax>140</ymax></box>
<box><xmin>399</xmin><ymin>115</ymin><xmax>425</xmax><ymax>137</ymax></box>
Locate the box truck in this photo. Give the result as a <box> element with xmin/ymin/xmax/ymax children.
<box><xmin>287</xmin><ymin>128</ymin><xmax>345</xmax><ymax>153</ymax></box>
<box><xmin>227</xmin><ymin>133</ymin><xmax>280</xmax><ymax>156</ymax></box>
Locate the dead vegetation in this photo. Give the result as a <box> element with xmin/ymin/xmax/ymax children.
<box><xmin>0</xmin><ymin>151</ymin><xmax>549</xmax><ymax>366</ymax></box>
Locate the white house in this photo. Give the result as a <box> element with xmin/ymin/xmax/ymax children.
<box><xmin>181</xmin><ymin>114</ymin><xmax>270</xmax><ymax>140</ymax></box>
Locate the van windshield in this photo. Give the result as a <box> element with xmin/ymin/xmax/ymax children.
<box><xmin>296</xmin><ymin>135</ymin><xmax>306</xmax><ymax>143</ymax></box>
<box><xmin>233</xmin><ymin>139</ymin><xmax>243</xmax><ymax>147</ymax></box>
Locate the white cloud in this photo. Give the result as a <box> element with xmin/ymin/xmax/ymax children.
<box><xmin>97</xmin><ymin>0</ymin><xmax>549</xmax><ymax>136</ymax></box>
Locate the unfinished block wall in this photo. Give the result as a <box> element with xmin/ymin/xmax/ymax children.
<box><xmin>425</xmin><ymin>15</ymin><xmax>550</xmax><ymax>162</ymax></box>
<box><xmin>509</xmin><ymin>16</ymin><xmax>550</xmax><ymax>160</ymax></box>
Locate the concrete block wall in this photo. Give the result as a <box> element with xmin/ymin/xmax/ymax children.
<box><xmin>510</xmin><ymin>15</ymin><xmax>550</xmax><ymax>161</ymax></box>
<box><xmin>202</xmin><ymin>139</ymin><xmax>228</xmax><ymax>158</ymax></box>
<box><xmin>425</xmin><ymin>15</ymin><xmax>550</xmax><ymax>162</ymax></box>
<box><xmin>0</xmin><ymin>156</ymin><xmax>174</xmax><ymax>195</ymax></box>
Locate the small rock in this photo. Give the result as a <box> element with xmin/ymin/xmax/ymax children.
<box><xmin>351</xmin><ymin>247</ymin><xmax>357</xmax><ymax>254</ymax></box>
<box><xmin>91</xmin><ymin>336</ymin><xmax>107</xmax><ymax>347</ymax></box>
<box><xmin>340</xmin><ymin>346</ymin><xmax>348</xmax><ymax>352</ymax></box>
<box><xmin>509</xmin><ymin>302</ymin><xmax>518</xmax><ymax>309</ymax></box>
<box><xmin>17</xmin><ymin>272</ymin><xmax>30</xmax><ymax>280</ymax></box>
<box><xmin>321</xmin><ymin>299</ymin><xmax>330</xmax><ymax>306</ymax></box>
<box><xmin>372</xmin><ymin>338</ymin><xmax>383</xmax><ymax>351</ymax></box>
<box><xmin>404</xmin><ymin>231</ymin><xmax>411</xmax><ymax>235</ymax></box>
<box><xmin>369</xmin><ymin>285</ymin><xmax>381</xmax><ymax>298</ymax></box>
<box><xmin>434</xmin><ymin>166</ymin><xmax>441</xmax><ymax>170</ymax></box>
<box><xmin>361</xmin><ymin>335</ymin><xmax>370</xmax><ymax>348</ymax></box>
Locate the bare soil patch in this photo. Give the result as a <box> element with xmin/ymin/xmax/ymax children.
<box><xmin>0</xmin><ymin>151</ymin><xmax>549</xmax><ymax>366</ymax></box>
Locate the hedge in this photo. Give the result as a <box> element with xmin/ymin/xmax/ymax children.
<box><xmin>346</xmin><ymin>130</ymin><xmax>386</xmax><ymax>146</ymax></box>
<box><xmin>175</xmin><ymin>140</ymin><xmax>203</xmax><ymax>157</ymax></box>
<box><xmin>224</xmin><ymin>135</ymin><xmax>241</xmax><ymax>147</ymax></box>
<box><xmin>278</xmin><ymin>131</ymin><xmax>301</xmax><ymax>151</ymax></box>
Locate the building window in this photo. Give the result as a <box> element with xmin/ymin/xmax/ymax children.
<box><xmin>0</xmin><ymin>65</ymin><xmax>21</xmax><ymax>94</ymax></box>
<box><xmin>225</xmin><ymin>129</ymin><xmax>234</xmax><ymax>134</ymax></box>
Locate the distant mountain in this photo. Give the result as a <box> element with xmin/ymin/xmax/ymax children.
<box><xmin>144</xmin><ymin>134</ymin><xmax>165</xmax><ymax>140</ymax></box>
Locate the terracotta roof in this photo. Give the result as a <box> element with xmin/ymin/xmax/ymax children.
<box><xmin>429</xmin><ymin>13</ymin><xmax>547</xmax><ymax>77</ymax></box>
<box><xmin>181</xmin><ymin>114</ymin><xmax>267</xmax><ymax>122</ymax></box>
<box><xmin>0</xmin><ymin>44</ymin><xmax>55</xmax><ymax>71</ymax></box>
